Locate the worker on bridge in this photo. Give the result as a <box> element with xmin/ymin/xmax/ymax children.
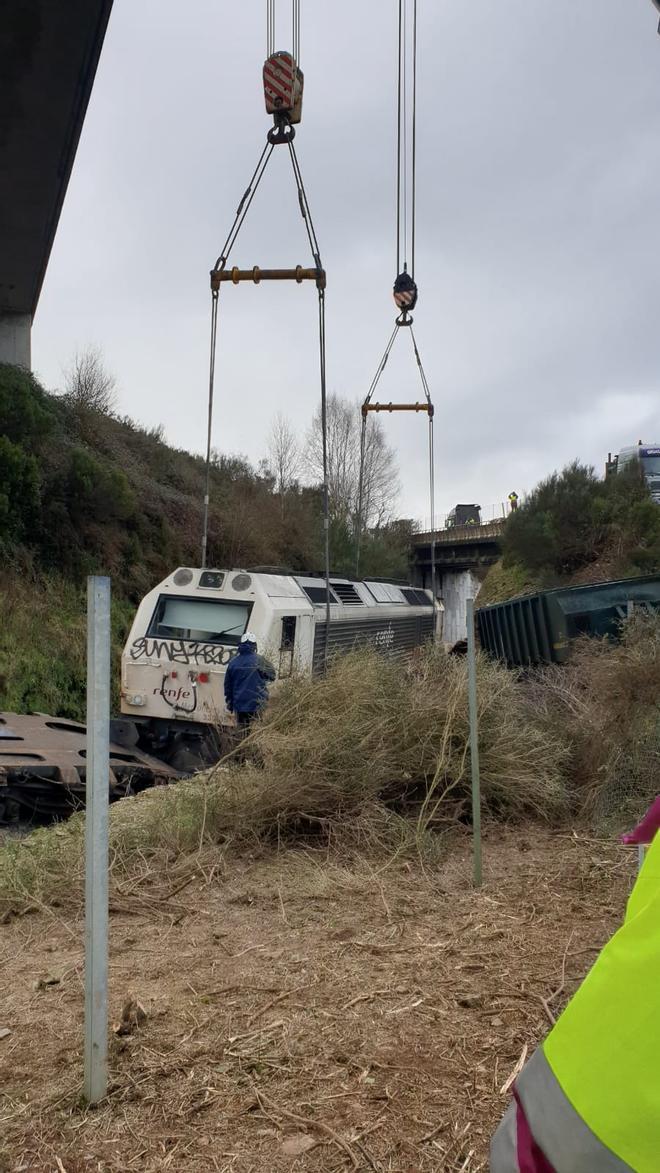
<box><xmin>508</xmin><ymin>491</ymin><xmax>519</xmax><ymax>512</ymax></box>
<box><xmin>224</xmin><ymin>633</ymin><xmax>276</xmax><ymax>728</ymax></box>
<box><xmin>491</xmin><ymin>801</ymin><xmax>660</xmax><ymax>1171</ymax></box>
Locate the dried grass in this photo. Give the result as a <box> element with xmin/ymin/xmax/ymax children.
<box><xmin>0</xmin><ymin>646</ymin><xmax>569</xmax><ymax>917</ymax></box>
<box><xmin>250</xmin><ymin>645</ymin><xmax>569</xmax><ymax>829</ymax></box>
<box><xmin>0</xmin><ymin>828</ymin><xmax>635</xmax><ymax>1172</ymax></box>
<box><xmin>527</xmin><ymin>613</ymin><xmax>660</xmax><ymax>823</ymax></box>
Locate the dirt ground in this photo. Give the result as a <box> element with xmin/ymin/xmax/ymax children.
<box><xmin>0</xmin><ymin>826</ymin><xmax>635</xmax><ymax>1172</ymax></box>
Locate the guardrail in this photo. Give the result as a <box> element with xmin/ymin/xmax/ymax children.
<box><xmin>413</xmin><ymin>519</ymin><xmax>505</xmax><ymax>545</ymax></box>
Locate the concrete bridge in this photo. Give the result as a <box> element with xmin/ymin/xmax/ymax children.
<box><xmin>0</xmin><ymin>1</ymin><xmax>113</xmax><ymax>367</ymax></box>
<box><xmin>409</xmin><ymin>519</ymin><xmax>505</xmax><ymax>645</ymax></box>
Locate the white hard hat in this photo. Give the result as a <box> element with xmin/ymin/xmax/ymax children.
<box><xmin>241</xmin><ymin>631</ymin><xmax>257</xmax><ymax>644</ymax></box>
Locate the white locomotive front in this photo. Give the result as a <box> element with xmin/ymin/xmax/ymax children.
<box><xmin>119</xmin><ymin>567</ymin><xmax>435</xmax><ymax>766</ymax></box>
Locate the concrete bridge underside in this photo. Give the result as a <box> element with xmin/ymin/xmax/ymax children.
<box><xmin>409</xmin><ymin>520</ymin><xmax>504</xmax><ymax>644</ymax></box>
<box><xmin>0</xmin><ymin>1</ymin><xmax>113</xmax><ymax>367</ymax></box>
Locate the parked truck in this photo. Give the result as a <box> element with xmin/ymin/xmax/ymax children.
<box><xmin>606</xmin><ymin>443</ymin><xmax>660</xmax><ymax>504</ymax></box>
<box><xmin>446</xmin><ymin>504</ymin><xmax>481</xmax><ymax>528</ymax></box>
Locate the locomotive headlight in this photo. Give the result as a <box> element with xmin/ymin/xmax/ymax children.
<box><xmin>127</xmin><ymin>693</ymin><xmax>146</xmax><ymax>707</ymax></box>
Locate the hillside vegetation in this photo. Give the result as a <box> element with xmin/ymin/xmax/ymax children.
<box><xmin>479</xmin><ymin>460</ymin><xmax>660</xmax><ymax>605</ymax></box>
<box><xmin>0</xmin><ymin>363</ymin><xmax>409</xmax><ymax>718</ymax></box>
<box><xmin>0</xmin><ymin>363</ymin><xmax>410</xmax><ymax>592</ymax></box>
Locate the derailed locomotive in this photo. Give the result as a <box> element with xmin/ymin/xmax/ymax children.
<box><xmin>118</xmin><ymin>567</ymin><xmax>435</xmax><ymax>766</ymax></box>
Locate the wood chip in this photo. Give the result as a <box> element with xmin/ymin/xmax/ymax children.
<box><xmin>281</xmin><ymin>1134</ymin><xmax>318</xmax><ymax>1156</ymax></box>
<box><xmin>499</xmin><ymin>1043</ymin><xmax>528</xmax><ymax>1095</ymax></box>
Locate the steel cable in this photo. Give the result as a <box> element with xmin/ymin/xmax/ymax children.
<box><xmin>203</xmin><ymin>109</ymin><xmax>330</xmax><ymax>643</ymax></box>
<box><xmin>288</xmin><ymin>140</ymin><xmax>322</xmax><ymax>268</ymax></box>
<box><xmin>411</xmin><ymin>0</ymin><xmax>417</xmax><ymax>280</ymax></box>
<box><xmin>396</xmin><ymin>0</ymin><xmax>418</xmax><ymax>278</ymax></box>
<box><xmin>356</xmin><ymin>1</ymin><xmax>435</xmax><ymax>616</ymax></box>
<box><xmin>317</xmin><ymin>288</ymin><xmax>331</xmax><ymax>667</ymax></box>
<box><xmin>355</xmin><ymin>323</ymin><xmax>400</xmax><ymax>574</ymax></box>
<box><xmin>402</xmin><ymin>2</ymin><xmax>408</xmax><ymax>273</ymax></box>
<box><xmin>288</xmin><ymin>138</ymin><xmax>331</xmax><ymax>651</ymax></box>
<box><xmin>214</xmin><ymin>142</ymin><xmax>274</xmax><ymax>270</ymax></box>
<box><xmin>396</xmin><ymin>0</ymin><xmax>403</xmax><ymax>275</ymax></box>
<box><xmin>201</xmin><ymin>291</ymin><xmax>219</xmax><ymax>567</ymax></box>
<box><xmin>410</xmin><ymin>325</ymin><xmax>436</xmax><ymax>602</ymax></box>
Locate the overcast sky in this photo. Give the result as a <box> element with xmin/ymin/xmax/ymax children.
<box><xmin>33</xmin><ymin>0</ymin><xmax>660</xmax><ymax>524</ymax></box>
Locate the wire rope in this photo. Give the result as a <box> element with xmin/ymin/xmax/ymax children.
<box><xmin>214</xmin><ymin>142</ymin><xmax>274</xmax><ymax>270</ymax></box>
<box><xmin>201</xmin><ymin>290</ymin><xmax>219</xmax><ymax>569</ymax></box>
<box><xmin>317</xmin><ymin>287</ymin><xmax>331</xmax><ymax>669</ymax></box>
<box><xmin>202</xmin><ymin>118</ymin><xmax>330</xmax><ymax>655</ymax></box>
<box><xmin>355</xmin><ymin>323</ymin><xmax>400</xmax><ymax>574</ymax></box>
<box><xmin>356</xmin><ymin>0</ymin><xmax>436</xmax><ymax>612</ymax></box>
<box><xmin>411</xmin><ymin>0</ymin><xmax>417</xmax><ymax>280</ymax></box>
<box><xmin>402</xmin><ymin>2</ymin><xmax>407</xmax><ymax>273</ymax></box>
<box><xmin>396</xmin><ymin>1</ymin><xmax>403</xmax><ymax>275</ymax></box>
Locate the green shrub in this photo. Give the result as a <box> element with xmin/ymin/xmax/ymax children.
<box><xmin>0</xmin><ymin>436</ymin><xmax>40</xmax><ymax>546</ymax></box>
<box><xmin>503</xmin><ymin>460</ymin><xmax>660</xmax><ymax>580</ymax></box>
<box><xmin>0</xmin><ymin>362</ymin><xmax>57</xmax><ymax>448</ymax></box>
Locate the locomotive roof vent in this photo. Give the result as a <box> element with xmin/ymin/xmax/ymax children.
<box><xmin>231</xmin><ymin>572</ymin><xmax>253</xmax><ymax>592</ymax></box>
<box><xmin>330</xmin><ymin>582</ymin><xmax>364</xmax><ymax>606</ymax></box>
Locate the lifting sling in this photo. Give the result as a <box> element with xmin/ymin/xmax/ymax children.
<box><xmin>202</xmin><ymin>1</ymin><xmax>332</xmax><ymax>666</ymax></box>
<box><xmin>355</xmin><ymin>0</ymin><xmax>437</xmax><ymax>606</ymax></box>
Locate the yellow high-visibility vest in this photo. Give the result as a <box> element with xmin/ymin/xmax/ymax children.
<box><xmin>542</xmin><ymin>833</ymin><xmax>660</xmax><ymax>1171</ymax></box>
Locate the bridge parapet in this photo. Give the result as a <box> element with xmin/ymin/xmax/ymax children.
<box><xmin>415</xmin><ymin>519</ymin><xmax>505</xmax><ymax>546</ymax></box>
<box><xmin>409</xmin><ymin>519</ymin><xmax>505</xmax><ymax>587</ymax></box>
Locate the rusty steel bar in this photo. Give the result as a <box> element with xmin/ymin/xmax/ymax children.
<box><xmin>210</xmin><ymin>265</ymin><xmax>326</xmax><ymax>290</ymax></box>
<box><xmin>361</xmin><ymin>402</ymin><xmax>433</xmax><ymax>414</ymax></box>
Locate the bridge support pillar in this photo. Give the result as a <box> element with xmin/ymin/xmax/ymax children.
<box><xmin>0</xmin><ymin>313</ymin><xmax>31</xmax><ymax>369</ymax></box>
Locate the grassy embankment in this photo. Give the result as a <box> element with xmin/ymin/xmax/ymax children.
<box><xmin>0</xmin><ymin>362</ymin><xmax>412</xmax><ymax>718</ymax></box>
<box><xmin>0</xmin><ymin>572</ymin><xmax>133</xmax><ymax>719</ymax></box>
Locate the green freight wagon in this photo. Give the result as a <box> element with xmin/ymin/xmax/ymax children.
<box><xmin>476</xmin><ymin>574</ymin><xmax>660</xmax><ymax>667</ymax></box>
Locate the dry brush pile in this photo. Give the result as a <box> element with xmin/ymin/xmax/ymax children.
<box><xmin>527</xmin><ymin>612</ymin><xmax>660</xmax><ymax>823</ymax></box>
<box><xmin>2</xmin><ymin>618</ymin><xmax>658</xmax><ymax>915</ymax></box>
<box><xmin>0</xmin><ymin>646</ymin><xmax>569</xmax><ymax>915</ymax></box>
<box><xmin>247</xmin><ymin>645</ymin><xmax>569</xmax><ymax>830</ymax></box>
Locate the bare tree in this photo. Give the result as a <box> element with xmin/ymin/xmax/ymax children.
<box><xmin>64</xmin><ymin>346</ymin><xmax>117</xmax><ymax>414</ymax></box>
<box><xmin>304</xmin><ymin>394</ymin><xmax>399</xmax><ymax>528</ymax></box>
<box><xmin>267</xmin><ymin>412</ymin><xmax>302</xmax><ymax>498</ymax></box>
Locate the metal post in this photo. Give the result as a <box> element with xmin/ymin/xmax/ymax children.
<box><xmin>466</xmin><ymin>598</ymin><xmax>482</xmax><ymax>887</ymax></box>
<box><xmin>355</xmin><ymin>409</ymin><xmax>368</xmax><ymax>576</ymax></box>
<box><xmin>638</xmin><ymin>844</ymin><xmax>646</xmax><ymax>873</ymax></box>
<box><xmin>84</xmin><ymin>576</ymin><xmax>110</xmax><ymax>1103</ymax></box>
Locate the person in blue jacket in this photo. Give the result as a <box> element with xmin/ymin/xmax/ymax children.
<box><xmin>224</xmin><ymin>632</ymin><xmax>276</xmax><ymax>728</ymax></box>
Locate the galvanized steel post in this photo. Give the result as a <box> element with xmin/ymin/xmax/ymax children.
<box><xmin>466</xmin><ymin>598</ymin><xmax>482</xmax><ymax>887</ymax></box>
<box><xmin>84</xmin><ymin>576</ymin><xmax>110</xmax><ymax>1103</ymax></box>
<box><xmin>629</xmin><ymin>597</ymin><xmax>645</xmax><ymax>871</ymax></box>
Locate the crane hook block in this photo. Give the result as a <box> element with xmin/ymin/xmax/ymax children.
<box><xmin>263</xmin><ymin>52</ymin><xmax>304</xmax><ymax>125</ymax></box>
<box><xmin>393</xmin><ymin>271</ymin><xmax>418</xmax><ymax>313</ymax></box>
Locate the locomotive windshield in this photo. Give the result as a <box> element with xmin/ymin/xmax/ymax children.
<box><xmin>147</xmin><ymin>596</ymin><xmax>252</xmax><ymax>644</ymax></box>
